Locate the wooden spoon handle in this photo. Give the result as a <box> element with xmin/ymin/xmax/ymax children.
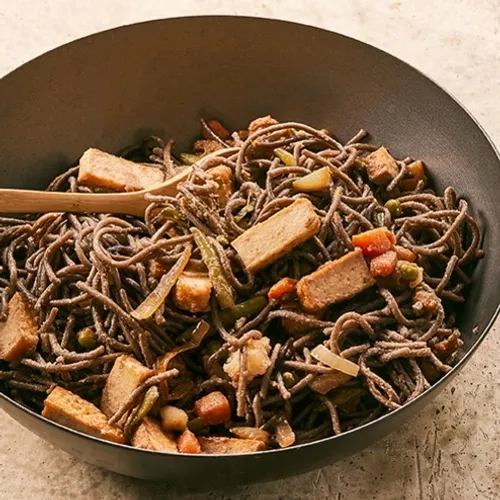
<box><xmin>0</xmin><ymin>190</ymin><xmax>148</xmax><ymax>217</ymax></box>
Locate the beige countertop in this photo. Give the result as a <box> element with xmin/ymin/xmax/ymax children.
<box><xmin>1</xmin><ymin>1</ymin><xmax>499</xmax><ymax>499</ymax></box>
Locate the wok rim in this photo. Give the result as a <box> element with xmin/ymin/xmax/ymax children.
<box><xmin>1</xmin><ymin>14</ymin><xmax>499</xmax><ymax>460</ymax></box>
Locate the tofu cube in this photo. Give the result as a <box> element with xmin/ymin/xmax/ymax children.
<box><xmin>131</xmin><ymin>417</ymin><xmax>178</xmax><ymax>452</ymax></box>
<box><xmin>207</xmin><ymin>166</ymin><xmax>234</xmax><ymax>204</ymax></box>
<box><xmin>41</xmin><ymin>386</ymin><xmax>125</xmax><ymax>444</ymax></box>
<box><xmin>296</xmin><ymin>248</ymin><xmax>375</xmax><ymax>312</ymax></box>
<box><xmin>0</xmin><ymin>293</ymin><xmax>38</xmax><ymax>363</ymax></box>
<box><xmin>365</xmin><ymin>147</ymin><xmax>399</xmax><ymax>186</ymax></box>
<box><xmin>198</xmin><ymin>436</ymin><xmax>266</xmax><ymax>454</ymax></box>
<box><xmin>100</xmin><ymin>355</ymin><xmax>153</xmax><ymax>421</ymax></box>
<box><xmin>173</xmin><ymin>272</ymin><xmax>212</xmax><ymax>313</ymax></box>
<box><xmin>77</xmin><ymin>148</ymin><xmax>164</xmax><ymax>192</ymax></box>
<box><xmin>231</xmin><ymin>199</ymin><xmax>320</xmax><ymax>274</ymax></box>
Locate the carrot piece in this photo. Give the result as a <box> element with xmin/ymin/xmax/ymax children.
<box><xmin>194</xmin><ymin>391</ymin><xmax>231</xmax><ymax>425</ymax></box>
<box><xmin>399</xmin><ymin>160</ymin><xmax>426</xmax><ymax>191</ymax></box>
<box><xmin>352</xmin><ymin>227</ymin><xmax>396</xmax><ymax>257</ymax></box>
<box><xmin>370</xmin><ymin>251</ymin><xmax>398</xmax><ymax>277</ymax></box>
<box><xmin>268</xmin><ymin>278</ymin><xmax>297</xmax><ymax>301</ymax></box>
<box><xmin>178</xmin><ymin>429</ymin><xmax>201</xmax><ymax>454</ymax></box>
<box><xmin>203</xmin><ymin>119</ymin><xmax>231</xmax><ymax>140</ymax></box>
<box><xmin>394</xmin><ymin>245</ymin><xmax>417</xmax><ymax>262</ymax></box>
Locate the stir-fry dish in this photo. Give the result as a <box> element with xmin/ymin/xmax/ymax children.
<box><xmin>0</xmin><ymin>117</ymin><xmax>482</xmax><ymax>454</ymax></box>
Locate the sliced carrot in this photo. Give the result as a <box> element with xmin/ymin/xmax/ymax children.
<box><xmin>352</xmin><ymin>227</ymin><xmax>396</xmax><ymax>257</ymax></box>
<box><xmin>399</xmin><ymin>160</ymin><xmax>426</xmax><ymax>191</ymax></box>
<box><xmin>370</xmin><ymin>251</ymin><xmax>398</xmax><ymax>277</ymax></box>
<box><xmin>394</xmin><ymin>245</ymin><xmax>417</xmax><ymax>262</ymax></box>
<box><xmin>178</xmin><ymin>429</ymin><xmax>201</xmax><ymax>454</ymax></box>
<box><xmin>194</xmin><ymin>391</ymin><xmax>231</xmax><ymax>426</ymax></box>
<box><xmin>268</xmin><ymin>278</ymin><xmax>297</xmax><ymax>301</ymax></box>
<box><xmin>203</xmin><ymin>119</ymin><xmax>231</xmax><ymax>140</ymax></box>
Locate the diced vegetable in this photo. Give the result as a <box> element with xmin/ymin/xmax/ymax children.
<box><xmin>218</xmin><ymin>296</ymin><xmax>268</xmax><ymax>327</ymax></box>
<box><xmin>42</xmin><ymin>386</ymin><xmax>125</xmax><ymax>444</ymax></box>
<box><xmin>400</xmin><ymin>160</ymin><xmax>426</xmax><ymax>191</ymax></box>
<box><xmin>364</xmin><ymin>147</ymin><xmax>399</xmax><ymax>186</ymax></box>
<box><xmin>191</xmin><ymin>228</ymin><xmax>235</xmax><ymax>309</ymax></box>
<box><xmin>180</xmin><ymin>153</ymin><xmax>202</xmax><ymax>165</ymax></box>
<box><xmin>224</xmin><ymin>337</ymin><xmax>271</xmax><ymax>383</ymax></box>
<box><xmin>398</xmin><ymin>261</ymin><xmax>420</xmax><ymax>282</ymax></box>
<box><xmin>413</xmin><ymin>287</ymin><xmax>439</xmax><ymax>314</ymax></box>
<box><xmin>132</xmin><ymin>245</ymin><xmax>192</xmax><ymax>320</ymax></box>
<box><xmin>77</xmin><ymin>328</ymin><xmax>98</xmax><ymax>350</ymax></box>
<box><xmin>370</xmin><ymin>250</ymin><xmax>398</xmax><ymax>277</ymax></box>
<box><xmin>384</xmin><ymin>199</ymin><xmax>402</xmax><ymax>218</ymax></box>
<box><xmin>202</xmin><ymin>119</ymin><xmax>231</xmax><ymax>140</ymax></box>
<box><xmin>100</xmin><ymin>355</ymin><xmax>153</xmax><ymax>421</ymax></box>
<box><xmin>275</xmin><ymin>419</ymin><xmax>296</xmax><ymax>448</ymax></box>
<box><xmin>268</xmin><ymin>278</ymin><xmax>297</xmax><ymax>301</ymax></box>
<box><xmin>178</xmin><ymin>429</ymin><xmax>201</xmax><ymax>454</ymax></box>
<box><xmin>311</xmin><ymin>345</ymin><xmax>360</xmax><ymax>377</ymax></box>
<box><xmin>77</xmin><ymin>148</ymin><xmax>164</xmax><ymax>192</ymax></box>
<box><xmin>309</xmin><ymin>372</ymin><xmax>352</xmax><ymax>395</ymax></box>
<box><xmin>330</xmin><ymin>387</ymin><xmax>366</xmax><ymax>413</ymax></box>
<box><xmin>296</xmin><ymin>248</ymin><xmax>375</xmax><ymax>312</ymax></box>
<box><xmin>230</xmin><ymin>426</ymin><xmax>270</xmax><ymax>446</ymax></box>
<box><xmin>434</xmin><ymin>331</ymin><xmax>463</xmax><ymax>357</ymax></box>
<box><xmin>394</xmin><ymin>245</ymin><xmax>416</xmax><ymax>262</ymax></box>
<box><xmin>160</xmin><ymin>405</ymin><xmax>189</xmax><ymax>432</ymax></box>
<box><xmin>292</xmin><ymin>167</ymin><xmax>331</xmax><ymax>192</ymax></box>
<box><xmin>125</xmin><ymin>386</ymin><xmax>159</xmax><ymax>434</ymax></box>
<box><xmin>198</xmin><ymin>436</ymin><xmax>266</xmax><ymax>454</ymax></box>
<box><xmin>274</xmin><ymin>148</ymin><xmax>295</xmax><ymax>166</ymax></box>
<box><xmin>282</xmin><ymin>372</ymin><xmax>298</xmax><ymax>388</ymax></box>
<box><xmin>232</xmin><ymin>199</ymin><xmax>321</xmax><ymax>274</ymax></box>
<box><xmin>0</xmin><ymin>292</ymin><xmax>38</xmax><ymax>363</ymax></box>
<box><xmin>194</xmin><ymin>391</ymin><xmax>231</xmax><ymax>425</ymax></box>
<box><xmin>352</xmin><ymin>227</ymin><xmax>396</xmax><ymax>257</ymax></box>
<box><xmin>131</xmin><ymin>417</ymin><xmax>178</xmax><ymax>452</ymax></box>
<box><xmin>188</xmin><ymin>417</ymin><xmax>210</xmax><ymax>435</ymax></box>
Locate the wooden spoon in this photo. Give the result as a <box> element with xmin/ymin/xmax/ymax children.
<box><xmin>0</xmin><ymin>148</ymin><xmax>238</xmax><ymax>217</ymax></box>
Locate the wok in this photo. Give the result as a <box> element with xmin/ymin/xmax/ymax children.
<box><xmin>0</xmin><ymin>16</ymin><xmax>499</xmax><ymax>487</ymax></box>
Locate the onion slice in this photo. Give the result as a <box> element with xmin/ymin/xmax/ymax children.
<box><xmin>311</xmin><ymin>344</ymin><xmax>360</xmax><ymax>377</ymax></box>
<box><xmin>292</xmin><ymin>167</ymin><xmax>331</xmax><ymax>192</ymax></box>
<box><xmin>132</xmin><ymin>245</ymin><xmax>191</xmax><ymax>320</ymax></box>
<box><xmin>275</xmin><ymin>418</ymin><xmax>296</xmax><ymax>448</ymax></box>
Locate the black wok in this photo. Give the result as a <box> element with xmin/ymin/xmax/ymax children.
<box><xmin>0</xmin><ymin>16</ymin><xmax>499</xmax><ymax>487</ymax></box>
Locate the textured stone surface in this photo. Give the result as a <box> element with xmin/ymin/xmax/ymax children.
<box><xmin>1</xmin><ymin>1</ymin><xmax>499</xmax><ymax>499</ymax></box>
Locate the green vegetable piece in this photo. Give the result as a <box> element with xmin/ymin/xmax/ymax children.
<box><xmin>191</xmin><ymin>228</ymin><xmax>235</xmax><ymax>309</ymax></box>
<box><xmin>125</xmin><ymin>386</ymin><xmax>160</xmax><ymax>435</ymax></box>
<box><xmin>160</xmin><ymin>207</ymin><xmax>187</xmax><ymax>228</ymax></box>
<box><xmin>399</xmin><ymin>261</ymin><xmax>419</xmax><ymax>281</ymax></box>
<box><xmin>330</xmin><ymin>387</ymin><xmax>365</xmax><ymax>413</ymax></box>
<box><xmin>282</xmin><ymin>372</ymin><xmax>297</xmax><ymax>388</ymax></box>
<box><xmin>77</xmin><ymin>328</ymin><xmax>98</xmax><ymax>350</ymax></box>
<box><xmin>218</xmin><ymin>296</ymin><xmax>268</xmax><ymax>327</ymax></box>
<box><xmin>274</xmin><ymin>148</ymin><xmax>295</xmax><ymax>166</ymax></box>
<box><xmin>188</xmin><ymin>417</ymin><xmax>210</xmax><ymax>435</ymax></box>
<box><xmin>384</xmin><ymin>199</ymin><xmax>402</xmax><ymax>218</ymax></box>
<box><xmin>180</xmin><ymin>153</ymin><xmax>202</xmax><ymax>165</ymax></box>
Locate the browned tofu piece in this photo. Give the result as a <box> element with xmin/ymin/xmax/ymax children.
<box><xmin>365</xmin><ymin>147</ymin><xmax>399</xmax><ymax>186</ymax></box>
<box><xmin>100</xmin><ymin>355</ymin><xmax>153</xmax><ymax>420</ymax></box>
<box><xmin>309</xmin><ymin>372</ymin><xmax>352</xmax><ymax>395</ymax></box>
<box><xmin>173</xmin><ymin>272</ymin><xmax>212</xmax><ymax>313</ymax></box>
<box><xmin>198</xmin><ymin>436</ymin><xmax>266</xmax><ymax>454</ymax></box>
<box><xmin>231</xmin><ymin>199</ymin><xmax>320</xmax><ymax>274</ymax></box>
<box><xmin>77</xmin><ymin>148</ymin><xmax>164</xmax><ymax>192</ymax></box>
<box><xmin>297</xmin><ymin>248</ymin><xmax>375</xmax><ymax>312</ymax></box>
<box><xmin>0</xmin><ymin>293</ymin><xmax>38</xmax><ymax>363</ymax></box>
<box><xmin>42</xmin><ymin>387</ymin><xmax>124</xmax><ymax>444</ymax></box>
<box><xmin>207</xmin><ymin>166</ymin><xmax>233</xmax><ymax>204</ymax></box>
<box><xmin>132</xmin><ymin>417</ymin><xmax>178</xmax><ymax>452</ymax></box>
